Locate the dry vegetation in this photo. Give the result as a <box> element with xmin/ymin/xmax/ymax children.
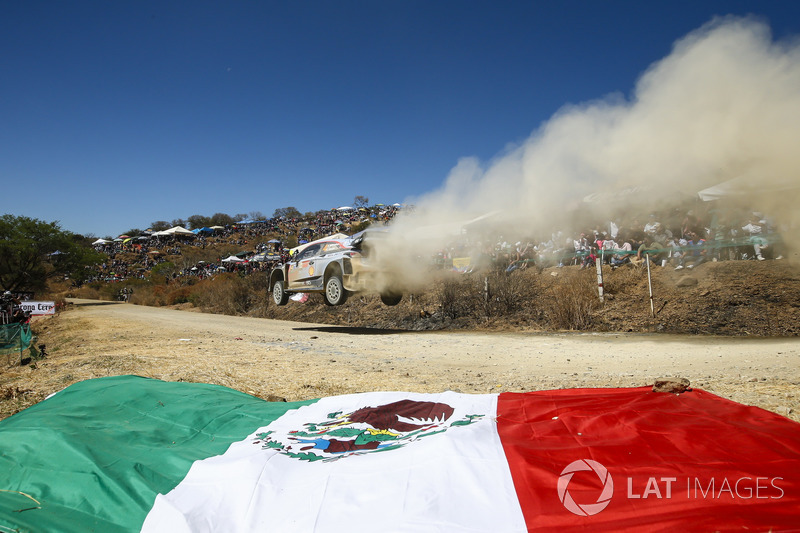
<box><xmin>61</xmin><ymin>258</ymin><xmax>800</xmax><ymax>335</ymax></box>
<box><xmin>3</xmin><ymin>259</ymin><xmax>797</xmax><ymax>422</ymax></box>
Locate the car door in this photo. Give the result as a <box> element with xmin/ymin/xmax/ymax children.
<box><xmin>287</xmin><ymin>244</ymin><xmax>322</xmax><ymax>289</ymax></box>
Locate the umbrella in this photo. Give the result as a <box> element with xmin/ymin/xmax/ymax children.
<box><xmin>267</xmin><ymin>239</ymin><xmax>281</xmax><ymax>244</ymax></box>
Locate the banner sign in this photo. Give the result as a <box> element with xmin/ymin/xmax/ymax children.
<box><xmin>18</xmin><ymin>301</ymin><xmax>55</xmax><ymax>315</ymax></box>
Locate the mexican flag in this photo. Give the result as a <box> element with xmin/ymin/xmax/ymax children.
<box><xmin>1</xmin><ymin>375</ymin><xmax>798</xmax><ymax>531</ymax></box>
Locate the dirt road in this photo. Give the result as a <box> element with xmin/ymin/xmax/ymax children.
<box><xmin>6</xmin><ymin>299</ymin><xmax>799</xmax><ymax>422</ymax></box>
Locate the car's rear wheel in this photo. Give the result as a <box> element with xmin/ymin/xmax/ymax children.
<box><xmin>324</xmin><ymin>274</ymin><xmax>348</xmax><ymax>306</ymax></box>
<box><xmin>380</xmin><ymin>292</ymin><xmax>402</xmax><ymax>306</ymax></box>
<box><xmin>272</xmin><ymin>279</ymin><xmax>289</xmax><ymax>306</ymax></box>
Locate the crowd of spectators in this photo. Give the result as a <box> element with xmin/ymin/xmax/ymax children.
<box><xmin>437</xmin><ymin>205</ymin><xmax>787</xmax><ymax>274</ymax></box>
<box><xmin>86</xmin><ymin>205</ymin><xmax>401</xmax><ymax>286</ymax></box>
<box><xmin>85</xmin><ymin>203</ymin><xmax>786</xmax><ymax>290</ymax></box>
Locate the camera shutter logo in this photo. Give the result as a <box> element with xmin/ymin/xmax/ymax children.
<box><xmin>557</xmin><ymin>459</ymin><xmax>614</xmax><ymax>516</ymax></box>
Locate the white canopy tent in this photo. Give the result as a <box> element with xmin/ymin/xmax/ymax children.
<box><xmin>152</xmin><ymin>226</ymin><xmax>196</xmax><ymax>237</ymax></box>
<box><xmin>698</xmin><ymin>176</ymin><xmax>799</xmax><ymax>201</ymax></box>
<box><xmin>167</xmin><ymin>226</ymin><xmax>195</xmax><ymax>236</ymax></box>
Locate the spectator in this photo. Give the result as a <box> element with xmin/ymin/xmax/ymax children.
<box><xmin>742</xmin><ymin>214</ymin><xmax>768</xmax><ymax>261</ymax></box>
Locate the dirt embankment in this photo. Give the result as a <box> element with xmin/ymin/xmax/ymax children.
<box><xmin>252</xmin><ymin>260</ymin><xmax>800</xmax><ymax>336</ymax></box>
<box><xmin>2</xmin><ymin>296</ymin><xmax>798</xmax><ymax>424</ymax></box>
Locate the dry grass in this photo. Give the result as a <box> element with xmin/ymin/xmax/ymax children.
<box><xmin>2</xmin><ymin>299</ymin><xmax>798</xmax><ymax>424</ymax></box>
<box><xmin>546</xmin><ymin>270</ymin><xmax>600</xmax><ymax>330</ymax></box>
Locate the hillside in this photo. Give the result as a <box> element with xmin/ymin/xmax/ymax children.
<box><xmin>250</xmin><ymin>259</ymin><xmax>800</xmax><ymax>336</ymax></box>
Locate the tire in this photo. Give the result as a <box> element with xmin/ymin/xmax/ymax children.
<box><xmin>380</xmin><ymin>292</ymin><xmax>403</xmax><ymax>306</ymax></box>
<box><xmin>272</xmin><ymin>279</ymin><xmax>289</xmax><ymax>306</ymax></box>
<box><xmin>324</xmin><ymin>274</ymin><xmax>348</xmax><ymax>306</ymax></box>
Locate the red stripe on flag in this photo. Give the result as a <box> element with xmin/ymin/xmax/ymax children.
<box><xmin>497</xmin><ymin>387</ymin><xmax>800</xmax><ymax>531</ymax></box>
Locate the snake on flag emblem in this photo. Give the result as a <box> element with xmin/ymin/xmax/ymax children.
<box><xmin>253</xmin><ymin>399</ymin><xmax>484</xmax><ymax>462</ymax></box>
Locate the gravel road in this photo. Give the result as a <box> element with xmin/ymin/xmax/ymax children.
<box><xmin>31</xmin><ymin>299</ymin><xmax>794</xmax><ymax>422</ymax></box>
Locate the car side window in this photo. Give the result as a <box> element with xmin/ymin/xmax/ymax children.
<box><xmin>296</xmin><ymin>244</ymin><xmax>321</xmax><ymax>261</ymax></box>
<box><xmin>321</xmin><ymin>243</ymin><xmax>344</xmax><ymax>255</ymax></box>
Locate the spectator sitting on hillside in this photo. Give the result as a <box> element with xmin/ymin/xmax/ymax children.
<box><xmin>643</xmin><ymin>214</ymin><xmax>661</xmax><ymax>235</ymax></box>
<box><xmin>610</xmin><ymin>239</ymin><xmax>633</xmax><ymax>268</ymax></box>
<box><xmin>742</xmin><ymin>214</ymin><xmax>769</xmax><ymax>261</ymax></box>
<box><xmin>665</xmin><ymin>236</ymin><xmax>683</xmax><ymax>268</ymax></box>
<box><xmin>681</xmin><ymin>210</ymin><xmax>703</xmax><ymax>238</ymax></box>
<box><xmin>674</xmin><ymin>232</ymin><xmax>706</xmax><ymax>269</ymax></box>
<box><xmin>580</xmin><ymin>246</ymin><xmax>597</xmax><ymax>269</ymax></box>
<box><xmin>636</xmin><ymin>234</ymin><xmax>667</xmax><ymax>267</ymax></box>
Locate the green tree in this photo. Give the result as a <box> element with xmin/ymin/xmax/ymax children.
<box><xmin>187</xmin><ymin>215</ymin><xmax>212</xmax><ymax>230</ymax></box>
<box><xmin>150</xmin><ymin>220</ymin><xmax>170</xmax><ymax>232</ymax></box>
<box><xmin>273</xmin><ymin>207</ymin><xmax>301</xmax><ymax>219</ymax></box>
<box><xmin>210</xmin><ymin>213</ymin><xmax>235</xmax><ymax>226</ymax></box>
<box><xmin>0</xmin><ymin>215</ymin><xmax>104</xmax><ymax>292</ymax></box>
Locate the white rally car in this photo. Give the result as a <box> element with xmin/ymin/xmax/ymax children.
<box><xmin>268</xmin><ymin>232</ymin><xmax>402</xmax><ymax>307</ymax></box>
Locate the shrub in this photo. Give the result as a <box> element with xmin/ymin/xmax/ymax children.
<box><xmin>438</xmin><ymin>274</ymin><xmax>474</xmax><ymax>319</ymax></box>
<box><xmin>483</xmin><ymin>270</ymin><xmax>535</xmax><ymax>317</ymax></box>
<box><xmin>547</xmin><ymin>272</ymin><xmax>598</xmax><ymax>330</ymax></box>
<box><xmin>167</xmin><ymin>287</ymin><xmax>192</xmax><ymax>305</ymax></box>
<box><xmin>189</xmin><ymin>272</ymin><xmax>270</xmax><ymax>316</ymax></box>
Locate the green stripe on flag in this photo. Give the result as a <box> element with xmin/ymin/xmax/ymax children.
<box><xmin>0</xmin><ymin>375</ymin><xmax>315</xmax><ymax>532</ymax></box>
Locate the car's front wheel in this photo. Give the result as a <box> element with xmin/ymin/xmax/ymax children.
<box><xmin>324</xmin><ymin>274</ymin><xmax>348</xmax><ymax>306</ymax></box>
<box><xmin>272</xmin><ymin>279</ymin><xmax>289</xmax><ymax>306</ymax></box>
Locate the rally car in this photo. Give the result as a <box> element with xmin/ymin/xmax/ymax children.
<box><xmin>268</xmin><ymin>232</ymin><xmax>403</xmax><ymax>307</ymax></box>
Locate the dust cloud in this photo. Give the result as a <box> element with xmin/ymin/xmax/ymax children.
<box><xmin>372</xmin><ymin>16</ymin><xmax>800</xmax><ymax>291</ymax></box>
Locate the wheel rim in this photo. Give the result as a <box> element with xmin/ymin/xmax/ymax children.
<box><xmin>274</xmin><ymin>284</ymin><xmax>282</xmax><ymax>303</ymax></box>
<box><xmin>326</xmin><ymin>279</ymin><xmax>340</xmax><ymax>302</ymax></box>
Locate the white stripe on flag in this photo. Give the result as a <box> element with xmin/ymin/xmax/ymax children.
<box><xmin>142</xmin><ymin>391</ymin><xmax>527</xmax><ymax>532</ymax></box>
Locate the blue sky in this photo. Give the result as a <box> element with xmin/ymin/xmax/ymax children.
<box><xmin>2</xmin><ymin>1</ymin><xmax>800</xmax><ymax>237</ymax></box>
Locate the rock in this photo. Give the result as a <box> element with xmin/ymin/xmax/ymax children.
<box><xmin>265</xmin><ymin>394</ymin><xmax>287</xmax><ymax>402</ymax></box>
<box><xmin>676</xmin><ymin>276</ymin><xmax>698</xmax><ymax>288</ymax></box>
<box><xmin>653</xmin><ymin>377</ymin><xmax>691</xmax><ymax>394</ymax></box>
